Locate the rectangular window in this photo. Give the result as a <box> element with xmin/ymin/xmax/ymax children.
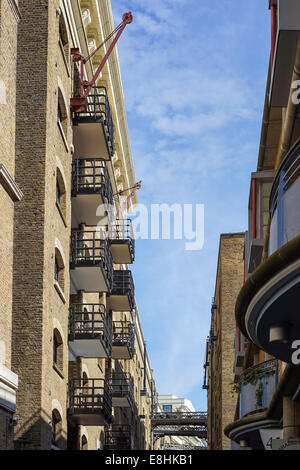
<box><xmin>163</xmin><ymin>405</ymin><xmax>172</xmax><ymax>412</ymax></box>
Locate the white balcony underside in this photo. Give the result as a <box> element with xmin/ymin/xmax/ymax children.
<box><xmin>112</xmin><ymin>396</ymin><xmax>131</xmax><ymax>408</ymax></box>
<box><xmin>73</xmin><ymin>122</ymin><xmax>110</xmax><ymax>160</ymax></box>
<box><xmin>71</xmin><ymin>194</ymin><xmax>105</xmax><ymax>227</ymax></box>
<box><xmin>70</xmin><ymin>266</ymin><xmax>109</xmax><ymax>293</ymax></box>
<box><xmin>68</xmin><ymin>338</ymin><xmax>108</xmax><ymax>359</ymax></box>
<box><xmin>110</xmin><ymin>244</ymin><xmax>132</xmax><ymax>264</ymax></box>
<box><xmin>112</xmin><ymin>345</ymin><xmax>131</xmax><ymax>360</ymax></box>
<box><xmin>108</xmin><ymin>295</ymin><xmax>131</xmax><ymax>312</ymax></box>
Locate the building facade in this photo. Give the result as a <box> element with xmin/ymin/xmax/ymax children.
<box><xmin>208</xmin><ymin>0</ymin><xmax>300</xmax><ymax>451</ymax></box>
<box><xmin>0</xmin><ymin>0</ymin><xmax>157</xmax><ymax>450</ymax></box>
<box><xmin>0</xmin><ymin>0</ymin><xmax>21</xmax><ymax>451</ymax></box>
<box><xmin>157</xmin><ymin>395</ymin><xmax>205</xmax><ymax>450</ymax></box>
<box><xmin>204</xmin><ymin>234</ymin><xmax>244</xmax><ymax>450</ymax></box>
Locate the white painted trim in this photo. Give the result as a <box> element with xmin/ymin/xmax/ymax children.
<box><xmin>0</xmin><ymin>364</ymin><xmax>18</xmax><ymax>413</ymax></box>
<box><xmin>81</xmin><ymin>363</ymin><xmax>89</xmax><ymax>378</ymax></box>
<box><xmin>56</xmin><ymin>156</ymin><xmax>67</xmax><ymax>193</ymax></box>
<box><xmin>55</xmin><ymin>237</ymin><xmax>66</xmax><ymax>268</ymax></box>
<box><xmin>52</xmin><ymin>398</ymin><xmax>63</xmax><ymax>419</ymax></box>
<box><xmin>0</xmin><ymin>164</ymin><xmax>23</xmax><ymax>201</ymax></box>
<box><xmin>0</xmin><ymin>364</ymin><xmax>18</xmax><ymax>390</ymax></box>
<box><xmin>53</xmin><ymin>317</ymin><xmax>65</xmax><ymax>345</ymax></box>
<box><xmin>7</xmin><ymin>0</ymin><xmax>21</xmax><ymax>23</ymax></box>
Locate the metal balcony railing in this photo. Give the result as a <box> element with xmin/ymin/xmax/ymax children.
<box><xmin>111</xmin><ymin>270</ymin><xmax>135</xmax><ymax>310</ymax></box>
<box><xmin>68</xmin><ymin>378</ymin><xmax>112</xmax><ymax>421</ymax></box>
<box><xmin>111</xmin><ymin>372</ymin><xmax>134</xmax><ymax>405</ymax></box>
<box><xmin>74</xmin><ymin>86</ymin><xmax>114</xmax><ymax>156</ymax></box>
<box><xmin>104</xmin><ymin>425</ymin><xmax>132</xmax><ymax>450</ymax></box>
<box><xmin>72</xmin><ymin>158</ymin><xmax>113</xmax><ymax>205</ymax></box>
<box><xmin>70</xmin><ymin>230</ymin><xmax>113</xmax><ymax>290</ymax></box>
<box><xmin>108</xmin><ymin>219</ymin><xmax>135</xmax><ymax>261</ymax></box>
<box><xmin>151</xmin><ymin>412</ymin><xmax>208</xmax><ymax>425</ymax></box>
<box><xmin>112</xmin><ymin>321</ymin><xmax>135</xmax><ymax>355</ymax></box>
<box><xmin>153</xmin><ymin>425</ymin><xmax>207</xmax><ymax>439</ymax></box>
<box><xmin>269</xmin><ymin>139</ymin><xmax>300</xmax><ymax>254</ymax></box>
<box><xmin>239</xmin><ymin>359</ymin><xmax>278</xmax><ymax>418</ymax></box>
<box><xmin>163</xmin><ymin>444</ymin><xmax>207</xmax><ymax>450</ymax></box>
<box><xmin>69</xmin><ymin>303</ymin><xmax>112</xmax><ymax>353</ymax></box>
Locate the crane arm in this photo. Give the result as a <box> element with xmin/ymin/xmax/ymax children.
<box><xmin>70</xmin><ymin>12</ymin><xmax>133</xmax><ymax>113</ymax></box>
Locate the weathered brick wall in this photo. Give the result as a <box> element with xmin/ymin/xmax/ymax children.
<box><xmin>12</xmin><ymin>0</ymin><xmax>72</xmax><ymax>449</ymax></box>
<box><xmin>207</xmin><ymin>233</ymin><xmax>244</xmax><ymax>450</ymax></box>
<box><xmin>220</xmin><ymin>234</ymin><xmax>244</xmax><ymax>449</ymax></box>
<box><xmin>0</xmin><ymin>0</ymin><xmax>19</xmax><ymax>370</ymax></box>
<box><xmin>0</xmin><ymin>0</ymin><xmax>20</xmax><ymax>451</ymax></box>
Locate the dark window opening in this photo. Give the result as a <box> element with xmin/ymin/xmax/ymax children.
<box><xmin>54</xmin><ymin>258</ymin><xmax>60</xmax><ymax>282</ymax></box>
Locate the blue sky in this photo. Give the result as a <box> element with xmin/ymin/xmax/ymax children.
<box><xmin>111</xmin><ymin>0</ymin><xmax>270</xmax><ymax>411</ymax></box>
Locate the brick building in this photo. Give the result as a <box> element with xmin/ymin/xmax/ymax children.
<box><xmin>207</xmin><ymin>0</ymin><xmax>300</xmax><ymax>451</ymax></box>
<box><xmin>205</xmin><ymin>233</ymin><xmax>244</xmax><ymax>450</ymax></box>
<box><xmin>0</xmin><ymin>0</ymin><xmax>157</xmax><ymax>450</ymax></box>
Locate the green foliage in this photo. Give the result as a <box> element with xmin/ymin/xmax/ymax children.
<box><xmin>232</xmin><ymin>361</ymin><xmax>276</xmax><ymax>409</ymax></box>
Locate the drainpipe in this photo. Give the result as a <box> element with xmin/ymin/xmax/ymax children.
<box><xmin>143</xmin><ymin>341</ymin><xmax>147</xmax><ymax>392</ymax></box>
<box><xmin>252</xmin><ymin>178</ymin><xmax>257</xmax><ymax>239</ymax></box>
<box><xmin>270</xmin><ymin>1</ymin><xmax>277</xmax><ymax>70</ymax></box>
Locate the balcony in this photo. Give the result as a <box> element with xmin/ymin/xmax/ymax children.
<box><xmin>269</xmin><ymin>0</ymin><xmax>300</xmax><ymax>107</ymax></box>
<box><xmin>112</xmin><ymin>321</ymin><xmax>135</xmax><ymax>359</ymax></box>
<box><xmin>104</xmin><ymin>425</ymin><xmax>132</xmax><ymax>450</ymax></box>
<box><xmin>239</xmin><ymin>360</ymin><xmax>278</xmax><ymax>418</ymax></box>
<box><xmin>68</xmin><ymin>378</ymin><xmax>112</xmax><ymax>426</ymax></box>
<box><xmin>237</xmin><ymin>139</ymin><xmax>300</xmax><ymax>363</ymax></box>
<box><xmin>73</xmin><ymin>86</ymin><xmax>114</xmax><ymax>160</ymax></box>
<box><xmin>70</xmin><ymin>229</ymin><xmax>113</xmax><ymax>294</ymax></box>
<box><xmin>225</xmin><ymin>360</ymin><xmax>280</xmax><ymax>450</ymax></box>
<box><xmin>111</xmin><ymin>372</ymin><xmax>134</xmax><ymax>408</ymax></box>
<box><xmin>108</xmin><ymin>219</ymin><xmax>135</xmax><ymax>264</ymax></box>
<box><xmin>108</xmin><ymin>270</ymin><xmax>135</xmax><ymax>312</ymax></box>
<box><xmin>68</xmin><ymin>303</ymin><xmax>112</xmax><ymax>359</ymax></box>
<box><xmin>71</xmin><ymin>159</ymin><xmax>113</xmax><ymax>227</ymax></box>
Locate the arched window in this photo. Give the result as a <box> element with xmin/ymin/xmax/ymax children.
<box><xmin>82</xmin><ymin>371</ymin><xmax>88</xmax><ymax>387</ymax></box>
<box><xmin>59</xmin><ymin>13</ymin><xmax>69</xmax><ymax>61</ymax></box>
<box><xmin>53</xmin><ymin>328</ymin><xmax>63</xmax><ymax>371</ymax></box>
<box><xmin>57</xmin><ymin>89</ymin><xmax>68</xmax><ymax>138</ymax></box>
<box><xmin>81</xmin><ymin>435</ymin><xmax>88</xmax><ymax>450</ymax></box>
<box><xmin>54</xmin><ymin>246</ymin><xmax>65</xmax><ymax>291</ymax></box>
<box><xmin>56</xmin><ymin>166</ymin><xmax>66</xmax><ymax>220</ymax></box>
<box><xmin>52</xmin><ymin>409</ymin><xmax>62</xmax><ymax>448</ymax></box>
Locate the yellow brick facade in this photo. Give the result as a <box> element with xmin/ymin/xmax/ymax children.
<box><xmin>207</xmin><ymin>233</ymin><xmax>244</xmax><ymax>450</ymax></box>
<box><xmin>0</xmin><ymin>0</ymin><xmax>156</xmax><ymax>450</ymax></box>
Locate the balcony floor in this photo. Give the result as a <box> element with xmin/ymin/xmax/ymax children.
<box><xmin>70</xmin><ymin>265</ymin><xmax>109</xmax><ymax>293</ymax></box>
<box><xmin>112</xmin><ymin>345</ymin><xmax>132</xmax><ymax>360</ymax></box>
<box><xmin>71</xmin><ymin>193</ymin><xmax>106</xmax><ymax>228</ymax></box>
<box><xmin>73</xmin><ymin>121</ymin><xmax>111</xmax><ymax>160</ymax></box>
<box><xmin>68</xmin><ymin>337</ymin><xmax>110</xmax><ymax>359</ymax></box>
<box><xmin>112</xmin><ymin>396</ymin><xmax>132</xmax><ymax>408</ymax></box>
<box><xmin>68</xmin><ymin>410</ymin><xmax>110</xmax><ymax>426</ymax></box>
<box><xmin>109</xmin><ymin>242</ymin><xmax>133</xmax><ymax>264</ymax></box>
<box><xmin>108</xmin><ymin>295</ymin><xmax>131</xmax><ymax>312</ymax></box>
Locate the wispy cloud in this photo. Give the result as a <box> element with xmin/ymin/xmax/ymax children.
<box><xmin>111</xmin><ymin>0</ymin><xmax>270</xmax><ymax>410</ymax></box>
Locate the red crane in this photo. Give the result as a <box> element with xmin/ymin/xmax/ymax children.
<box><xmin>70</xmin><ymin>12</ymin><xmax>133</xmax><ymax>113</ymax></box>
<box><xmin>114</xmin><ymin>181</ymin><xmax>142</xmax><ymax>219</ymax></box>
